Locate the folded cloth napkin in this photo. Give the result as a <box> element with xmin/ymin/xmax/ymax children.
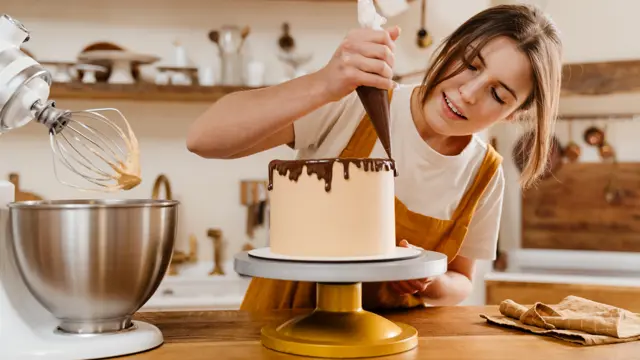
<box><xmin>480</xmin><ymin>295</ymin><xmax>640</xmax><ymax>345</ymax></box>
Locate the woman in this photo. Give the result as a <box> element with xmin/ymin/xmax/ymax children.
<box><xmin>186</xmin><ymin>4</ymin><xmax>562</xmax><ymax>311</ymax></box>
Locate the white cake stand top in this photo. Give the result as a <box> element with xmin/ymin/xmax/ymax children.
<box><xmin>77</xmin><ymin>50</ymin><xmax>160</xmax><ymax>84</ymax></box>
<box><xmin>233</xmin><ymin>250</ymin><xmax>447</xmax><ymax>283</ymax></box>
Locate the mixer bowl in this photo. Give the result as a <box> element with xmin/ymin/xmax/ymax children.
<box><xmin>8</xmin><ymin>199</ymin><xmax>178</xmax><ymax>334</ymax></box>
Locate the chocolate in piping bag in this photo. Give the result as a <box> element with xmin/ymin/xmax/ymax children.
<box><xmin>356</xmin><ymin>86</ymin><xmax>392</xmax><ymax>159</ymax></box>
<box><xmin>356</xmin><ymin>0</ymin><xmax>393</xmax><ymax>159</ymax></box>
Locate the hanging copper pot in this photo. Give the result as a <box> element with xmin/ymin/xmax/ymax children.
<box><xmin>599</xmin><ymin>142</ymin><xmax>615</xmax><ymax>160</ymax></box>
<box><xmin>512</xmin><ymin>130</ymin><xmax>563</xmax><ymax>179</ymax></box>
<box><xmin>564</xmin><ymin>142</ymin><xmax>581</xmax><ymax>162</ymax></box>
<box><xmin>583</xmin><ymin>125</ymin><xmax>616</xmax><ymax>162</ymax></box>
<box><xmin>583</xmin><ymin>126</ymin><xmax>605</xmax><ymax>146</ymax></box>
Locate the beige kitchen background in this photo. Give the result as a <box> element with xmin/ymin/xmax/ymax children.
<box><xmin>3</xmin><ymin>0</ymin><xmax>640</xmax><ymax>309</ymax></box>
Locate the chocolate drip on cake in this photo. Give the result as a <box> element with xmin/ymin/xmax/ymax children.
<box><xmin>268</xmin><ymin>158</ymin><xmax>396</xmax><ymax>192</ymax></box>
<box><xmin>356</xmin><ymin>86</ymin><xmax>392</xmax><ymax>159</ymax></box>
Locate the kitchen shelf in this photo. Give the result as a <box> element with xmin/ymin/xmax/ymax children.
<box><xmin>562</xmin><ymin>59</ymin><xmax>640</xmax><ymax>96</ymax></box>
<box><xmin>50</xmin><ymin>82</ymin><xmax>259</xmax><ymax>103</ymax></box>
<box><xmin>271</xmin><ymin>0</ymin><xmax>355</xmax><ymax>1</ymax></box>
<box><xmin>558</xmin><ymin>113</ymin><xmax>639</xmax><ymax>121</ymax></box>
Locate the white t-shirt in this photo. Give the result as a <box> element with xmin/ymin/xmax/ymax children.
<box><xmin>291</xmin><ymin>84</ymin><xmax>504</xmax><ymax>261</ymax></box>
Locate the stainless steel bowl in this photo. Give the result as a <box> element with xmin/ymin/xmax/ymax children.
<box><xmin>8</xmin><ymin>199</ymin><xmax>179</xmax><ymax>334</ymax></box>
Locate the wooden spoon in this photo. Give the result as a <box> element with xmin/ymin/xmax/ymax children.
<box><xmin>278</xmin><ymin>23</ymin><xmax>295</xmax><ymax>52</ymax></box>
<box><xmin>239</xmin><ymin>26</ymin><xmax>251</xmax><ymax>50</ymax></box>
<box><xmin>208</xmin><ymin>30</ymin><xmax>221</xmax><ymax>53</ymax></box>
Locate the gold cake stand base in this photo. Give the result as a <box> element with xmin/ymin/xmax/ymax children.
<box><xmin>261</xmin><ymin>282</ymin><xmax>418</xmax><ymax>358</ymax></box>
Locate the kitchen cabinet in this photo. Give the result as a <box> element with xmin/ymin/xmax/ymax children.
<box><xmin>521</xmin><ymin>162</ymin><xmax>640</xmax><ymax>253</ymax></box>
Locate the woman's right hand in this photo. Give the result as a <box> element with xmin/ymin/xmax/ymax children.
<box><xmin>319</xmin><ymin>26</ymin><xmax>401</xmax><ymax>102</ymax></box>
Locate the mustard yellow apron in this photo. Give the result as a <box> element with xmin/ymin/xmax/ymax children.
<box><xmin>240</xmin><ymin>90</ymin><xmax>502</xmax><ymax>311</ymax></box>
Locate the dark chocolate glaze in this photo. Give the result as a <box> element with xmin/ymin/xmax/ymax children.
<box><xmin>268</xmin><ymin>158</ymin><xmax>396</xmax><ymax>192</ymax></box>
<box><xmin>356</xmin><ymin>86</ymin><xmax>392</xmax><ymax>159</ymax></box>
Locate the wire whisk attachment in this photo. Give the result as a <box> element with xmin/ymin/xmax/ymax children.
<box><xmin>32</xmin><ymin>100</ymin><xmax>141</xmax><ymax>192</ymax></box>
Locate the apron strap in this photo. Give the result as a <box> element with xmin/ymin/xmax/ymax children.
<box><xmin>451</xmin><ymin>144</ymin><xmax>503</xmax><ymax>221</ymax></box>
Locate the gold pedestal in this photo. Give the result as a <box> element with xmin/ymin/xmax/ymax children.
<box><xmin>261</xmin><ymin>283</ymin><xmax>418</xmax><ymax>358</ymax></box>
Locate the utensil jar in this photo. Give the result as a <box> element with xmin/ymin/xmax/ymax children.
<box><xmin>217</xmin><ymin>25</ymin><xmax>248</xmax><ymax>86</ymax></box>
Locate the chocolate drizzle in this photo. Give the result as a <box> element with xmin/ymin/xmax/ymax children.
<box><xmin>356</xmin><ymin>85</ymin><xmax>392</xmax><ymax>159</ymax></box>
<box><xmin>268</xmin><ymin>158</ymin><xmax>396</xmax><ymax>192</ymax></box>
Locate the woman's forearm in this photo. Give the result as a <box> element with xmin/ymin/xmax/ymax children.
<box><xmin>186</xmin><ymin>71</ymin><xmax>332</xmax><ymax>158</ymax></box>
<box><xmin>419</xmin><ymin>270</ymin><xmax>473</xmax><ymax>306</ymax></box>
<box><xmin>187</xmin><ymin>26</ymin><xmax>400</xmax><ymax>159</ymax></box>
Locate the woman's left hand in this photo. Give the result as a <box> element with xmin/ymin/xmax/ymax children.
<box><xmin>388</xmin><ymin>240</ymin><xmax>434</xmax><ymax>295</ymax></box>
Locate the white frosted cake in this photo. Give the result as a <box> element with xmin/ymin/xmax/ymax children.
<box><xmin>267</xmin><ymin>158</ymin><xmax>396</xmax><ymax>258</ymax></box>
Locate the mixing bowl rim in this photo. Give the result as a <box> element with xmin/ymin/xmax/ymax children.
<box><xmin>7</xmin><ymin>199</ymin><xmax>179</xmax><ymax>209</ymax></box>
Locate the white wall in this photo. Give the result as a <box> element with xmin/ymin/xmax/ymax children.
<box><xmin>3</xmin><ymin>0</ymin><xmax>492</xmax><ymax>273</ymax></box>
<box><xmin>539</xmin><ymin>0</ymin><xmax>640</xmax><ymax>63</ymax></box>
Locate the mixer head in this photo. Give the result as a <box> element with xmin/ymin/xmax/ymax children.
<box><xmin>33</xmin><ymin>100</ymin><xmax>141</xmax><ymax>192</ymax></box>
<box><xmin>0</xmin><ymin>13</ymin><xmax>141</xmax><ymax>192</ymax></box>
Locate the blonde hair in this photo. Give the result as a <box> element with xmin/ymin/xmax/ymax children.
<box><xmin>418</xmin><ymin>4</ymin><xmax>563</xmax><ymax>189</ymax></box>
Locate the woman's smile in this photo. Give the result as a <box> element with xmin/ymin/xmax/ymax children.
<box><xmin>442</xmin><ymin>93</ymin><xmax>468</xmax><ymax>120</ymax></box>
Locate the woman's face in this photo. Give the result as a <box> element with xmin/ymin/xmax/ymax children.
<box><xmin>422</xmin><ymin>36</ymin><xmax>534</xmax><ymax>137</ymax></box>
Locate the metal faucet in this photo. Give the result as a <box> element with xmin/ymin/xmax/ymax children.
<box><xmin>168</xmin><ymin>235</ymin><xmax>198</xmax><ymax>276</ymax></box>
<box><xmin>151</xmin><ymin>174</ymin><xmax>198</xmax><ymax>275</ymax></box>
<box><xmin>208</xmin><ymin>228</ymin><xmax>225</xmax><ymax>276</ymax></box>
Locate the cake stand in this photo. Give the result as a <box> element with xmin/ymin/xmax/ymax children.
<box><xmin>234</xmin><ymin>249</ymin><xmax>448</xmax><ymax>358</ymax></box>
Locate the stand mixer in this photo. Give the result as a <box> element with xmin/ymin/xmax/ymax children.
<box><xmin>0</xmin><ymin>14</ymin><xmax>179</xmax><ymax>359</ymax></box>
<box><xmin>0</xmin><ymin>192</ymin><xmax>178</xmax><ymax>359</ymax></box>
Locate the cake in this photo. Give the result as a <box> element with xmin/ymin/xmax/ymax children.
<box><xmin>267</xmin><ymin>158</ymin><xmax>396</xmax><ymax>258</ymax></box>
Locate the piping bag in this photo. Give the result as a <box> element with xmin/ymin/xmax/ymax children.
<box><xmin>357</xmin><ymin>0</ymin><xmax>393</xmax><ymax>160</ymax></box>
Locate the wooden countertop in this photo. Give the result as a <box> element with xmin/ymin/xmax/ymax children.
<box><xmin>125</xmin><ymin>306</ymin><xmax>639</xmax><ymax>359</ymax></box>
